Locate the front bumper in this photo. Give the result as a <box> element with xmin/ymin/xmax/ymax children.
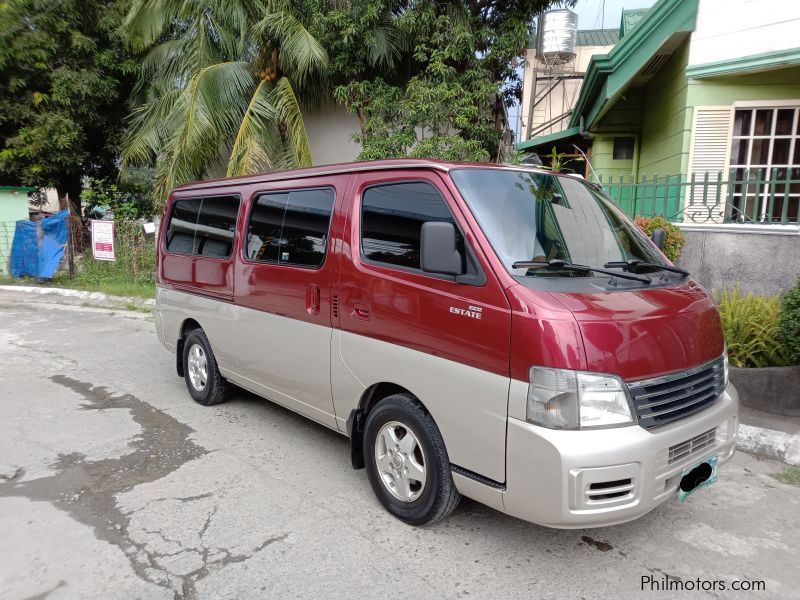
<box><xmin>502</xmin><ymin>383</ymin><xmax>739</xmax><ymax>528</ymax></box>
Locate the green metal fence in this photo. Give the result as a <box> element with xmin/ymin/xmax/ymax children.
<box><xmin>597</xmin><ymin>169</ymin><xmax>800</xmax><ymax>224</ymax></box>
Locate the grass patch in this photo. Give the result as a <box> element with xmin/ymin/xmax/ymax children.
<box><xmin>1</xmin><ymin>220</ymin><xmax>156</xmax><ymax>299</ymax></box>
<box><xmin>772</xmin><ymin>466</ymin><xmax>800</xmax><ymax>486</ymax></box>
<box><xmin>50</xmin><ymin>273</ymin><xmax>155</xmax><ymax>298</ymax></box>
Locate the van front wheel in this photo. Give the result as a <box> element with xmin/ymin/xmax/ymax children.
<box><xmin>364</xmin><ymin>394</ymin><xmax>461</xmax><ymax>525</ymax></box>
<box><xmin>182</xmin><ymin>329</ymin><xmax>230</xmax><ymax>406</ymax></box>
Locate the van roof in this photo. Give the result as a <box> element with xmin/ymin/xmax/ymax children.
<box><xmin>172</xmin><ymin>158</ymin><xmax>553</xmax><ymax>192</ymax></box>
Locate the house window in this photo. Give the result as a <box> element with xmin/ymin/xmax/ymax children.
<box><xmin>613</xmin><ymin>137</ymin><xmax>635</xmax><ymax>160</ymax></box>
<box><xmin>729</xmin><ymin>106</ymin><xmax>800</xmax><ymax>223</ymax></box>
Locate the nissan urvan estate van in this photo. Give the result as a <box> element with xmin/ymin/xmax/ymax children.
<box><xmin>155</xmin><ymin>159</ymin><xmax>738</xmax><ymax>528</ymax></box>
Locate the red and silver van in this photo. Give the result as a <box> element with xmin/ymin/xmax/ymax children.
<box><xmin>155</xmin><ymin>159</ymin><xmax>738</xmax><ymax>528</ymax></box>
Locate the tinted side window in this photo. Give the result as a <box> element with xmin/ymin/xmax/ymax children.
<box><xmin>247</xmin><ymin>187</ymin><xmax>335</xmax><ymax>268</ymax></box>
<box><xmin>165</xmin><ymin>196</ymin><xmax>239</xmax><ymax>258</ymax></box>
<box><xmin>361</xmin><ymin>181</ymin><xmax>463</xmax><ymax>271</ymax></box>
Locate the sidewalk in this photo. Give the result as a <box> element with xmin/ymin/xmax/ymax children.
<box><xmin>0</xmin><ymin>284</ymin><xmax>797</xmax><ymax>465</ymax></box>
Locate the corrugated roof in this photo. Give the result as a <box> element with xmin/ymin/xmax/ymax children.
<box><xmin>620</xmin><ymin>7</ymin><xmax>652</xmax><ymax>38</ymax></box>
<box><xmin>576</xmin><ymin>29</ymin><xmax>620</xmax><ymax>47</ymax></box>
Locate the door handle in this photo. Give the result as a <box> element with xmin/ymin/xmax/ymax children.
<box><xmin>351</xmin><ymin>300</ymin><xmax>371</xmax><ymax>321</ymax></box>
<box><xmin>306</xmin><ymin>284</ymin><xmax>320</xmax><ymax>315</ymax></box>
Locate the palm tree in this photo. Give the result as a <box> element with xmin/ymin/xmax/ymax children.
<box><xmin>122</xmin><ymin>0</ymin><xmax>329</xmax><ymax>200</ymax></box>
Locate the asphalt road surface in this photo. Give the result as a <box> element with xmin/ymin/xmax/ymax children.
<box><xmin>1</xmin><ymin>288</ymin><xmax>799</xmax><ymax>600</ymax></box>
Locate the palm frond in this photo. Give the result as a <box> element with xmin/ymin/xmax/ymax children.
<box><xmin>122</xmin><ymin>88</ymin><xmax>182</xmax><ymax>167</ymax></box>
<box><xmin>270</xmin><ymin>76</ymin><xmax>312</xmax><ymax>167</ymax></box>
<box><xmin>367</xmin><ymin>25</ymin><xmax>403</xmax><ymax>68</ymax></box>
<box><xmin>123</xmin><ymin>0</ymin><xmax>186</xmax><ymax>51</ymax></box>
<box><xmin>156</xmin><ymin>62</ymin><xmax>253</xmax><ymax>197</ymax></box>
<box><xmin>256</xmin><ymin>6</ymin><xmax>328</xmax><ymax>85</ymax></box>
<box><xmin>227</xmin><ymin>79</ymin><xmax>281</xmax><ymax>176</ymax></box>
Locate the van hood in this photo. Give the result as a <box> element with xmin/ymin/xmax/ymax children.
<box><xmin>548</xmin><ymin>280</ymin><xmax>724</xmax><ymax>381</ymax></box>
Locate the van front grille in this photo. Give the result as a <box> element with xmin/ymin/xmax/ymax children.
<box><xmin>628</xmin><ymin>357</ymin><xmax>726</xmax><ymax>430</ymax></box>
<box><xmin>668</xmin><ymin>428</ymin><xmax>716</xmax><ymax>465</ymax></box>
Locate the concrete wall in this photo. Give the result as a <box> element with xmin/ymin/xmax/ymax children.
<box><xmin>304</xmin><ymin>104</ymin><xmax>362</xmax><ymax>165</ymax></box>
<box><xmin>688</xmin><ymin>0</ymin><xmax>800</xmax><ymax>68</ymax></box>
<box><xmin>677</xmin><ymin>225</ymin><xmax>800</xmax><ymax>296</ymax></box>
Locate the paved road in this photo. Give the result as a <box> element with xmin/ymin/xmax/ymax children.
<box><xmin>1</xmin><ymin>288</ymin><xmax>799</xmax><ymax>600</ymax></box>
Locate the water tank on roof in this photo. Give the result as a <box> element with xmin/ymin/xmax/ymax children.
<box><xmin>535</xmin><ymin>9</ymin><xmax>578</xmax><ymax>65</ymax></box>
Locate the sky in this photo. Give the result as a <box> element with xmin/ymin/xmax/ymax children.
<box><xmin>571</xmin><ymin>0</ymin><xmax>655</xmax><ymax>30</ymax></box>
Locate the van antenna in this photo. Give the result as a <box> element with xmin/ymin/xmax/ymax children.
<box><xmin>573</xmin><ymin>144</ymin><xmax>601</xmax><ymax>186</ymax></box>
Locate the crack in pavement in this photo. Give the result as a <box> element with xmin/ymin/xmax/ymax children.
<box><xmin>0</xmin><ymin>375</ymin><xmax>284</xmax><ymax>599</ymax></box>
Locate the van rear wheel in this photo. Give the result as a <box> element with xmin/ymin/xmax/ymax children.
<box><xmin>364</xmin><ymin>394</ymin><xmax>461</xmax><ymax>525</ymax></box>
<box><xmin>182</xmin><ymin>329</ymin><xmax>230</xmax><ymax>406</ymax></box>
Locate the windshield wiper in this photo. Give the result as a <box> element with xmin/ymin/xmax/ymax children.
<box><xmin>511</xmin><ymin>259</ymin><xmax>651</xmax><ymax>284</ymax></box>
<box><xmin>603</xmin><ymin>260</ymin><xmax>689</xmax><ymax>278</ymax></box>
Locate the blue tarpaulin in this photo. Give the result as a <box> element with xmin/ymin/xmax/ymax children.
<box><xmin>10</xmin><ymin>210</ymin><xmax>69</xmax><ymax>279</ymax></box>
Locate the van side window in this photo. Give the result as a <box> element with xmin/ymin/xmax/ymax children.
<box><xmin>165</xmin><ymin>196</ymin><xmax>240</xmax><ymax>258</ymax></box>
<box><xmin>247</xmin><ymin>187</ymin><xmax>335</xmax><ymax>268</ymax></box>
<box><xmin>361</xmin><ymin>181</ymin><xmax>465</xmax><ymax>271</ymax></box>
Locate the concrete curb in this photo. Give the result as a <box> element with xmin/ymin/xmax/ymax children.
<box><xmin>736</xmin><ymin>425</ymin><xmax>800</xmax><ymax>466</ymax></box>
<box><xmin>0</xmin><ymin>285</ymin><xmax>155</xmax><ymax>307</ymax></box>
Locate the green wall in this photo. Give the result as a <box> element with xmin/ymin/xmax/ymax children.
<box><xmin>590</xmin><ymin>91</ymin><xmax>644</xmax><ymax>181</ymax></box>
<box><xmin>0</xmin><ymin>189</ymin><xmax>31</xmax><ymax>275</ymax></box>
<box><xmin>687</xmin><ymin>66</ymin><xmax>800</xmax><ymax>109</ymax></box>
<box><xmin>638</xmin><ymin>41</ymin><xmax>691</xmax><ymax>176</ymax></box>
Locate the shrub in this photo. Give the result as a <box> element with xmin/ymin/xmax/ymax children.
<box><xmin>716</xmin><ymin>288</ymin><xmax>790</xmax><ymax>368</ymax></box>
<box><xmin>779</xmin><ymin>278</ymin><xmax>800</xmax><ymax>365</ymax></box>
<box><xmin>634</xmin><ymin>216</ymin><xmax>686</xmax><ymax>263</ymax></box>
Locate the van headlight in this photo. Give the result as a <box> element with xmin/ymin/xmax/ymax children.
<box><xmin>527</xmin><ymin>367</ymin><xmax>635</xmax><ymax>429</ymax></box>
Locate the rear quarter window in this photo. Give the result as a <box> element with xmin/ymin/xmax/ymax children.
<box><xmin>165</xmin><ymin>195</ymin><xmax>240</xmax><ymax>258</ymax></box>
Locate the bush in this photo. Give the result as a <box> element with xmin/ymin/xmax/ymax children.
<box><xmin>779</xmin><ymin>278</ymin><xmax>800</xmax><ymax>364</ymax></box>
<box><xmin>634</xmin><ymin>216</ymin><xmax>686</xmax><ymax>263</ymax></box>
<box><xmin>716</xmin><ymin>288</ymin><xmax>790</xmax><ymax>368</ymax></box>
<box><xmin>634</xmin><ymin>217</ymin><xmax>686</xmax><ymax>262</ymax></box>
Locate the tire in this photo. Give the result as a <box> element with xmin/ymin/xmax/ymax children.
<box><xmin>364</xmin><ymin>394</ymin><xmax>461</xmax><ymax>525</ymax></box>
<box><xmin>182</xmin><ymin>328</ymin><xmax>230</xmax><ymax>406</ymax></box>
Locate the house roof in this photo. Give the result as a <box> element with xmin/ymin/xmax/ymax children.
<box><xmin>516</xmin><ymin>127</ymin><xmax>582</xmax><ymax>152</ymax></box>
<box><xmin>567</xmin><ymin>0</ymin><xmax>698</xmax><ymax>131</ymax></box>
<box><xmin>576</xmin><ymin>29</ymin><xmax>620</xmax><ymax>47</ymax></box>
<box><xmin>620</xmin><ymin>8</ymin><xmax>651</xmax><ymax>38</ymax></box>
<box><xmin>0</xmin><ymin>186</ymin><xmax>36</xmax><ymax>193</ymax></box>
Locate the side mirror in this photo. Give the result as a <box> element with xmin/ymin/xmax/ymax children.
<box><xmin>651</xmin><ymin>227</ymin><xmax>666</xmax><ymax>251</ymax></box>
<box><xmin>421</xmin><ymin>221</ymin><xmax>462</xmax><ymax>276</ymax></box>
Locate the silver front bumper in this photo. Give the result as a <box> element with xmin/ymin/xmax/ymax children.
<box><xmin>502</xmin><ymin>383</ymin><xmax>739</xmax><ymax>528</ymax></box>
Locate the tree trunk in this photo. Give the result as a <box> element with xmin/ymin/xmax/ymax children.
<box><xmin>56</xmin><ymin>176</ymin><xmax>82</xmax><ymax>214</ymax></box>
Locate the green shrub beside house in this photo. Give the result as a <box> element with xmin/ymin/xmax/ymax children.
<box><xmin>717</xmin><ymin>280</ymin><xmax>800</xmax><ymax>368</ymax></box>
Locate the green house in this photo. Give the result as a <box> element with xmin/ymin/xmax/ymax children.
<box><xmin>518</xmin><ymin>0</ymin><xmax>800</xmax><ymax>226</ymax></box>
<box><xmin>0</xmin><ymin>186</ymin><xmax>35</xmax><ymax>276</ymax></box>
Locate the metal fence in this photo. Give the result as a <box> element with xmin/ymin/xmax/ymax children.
<box><xmin>597</xmin><ymin>169</ymin><xmax>800</xmax><ymax>224</ymax></box>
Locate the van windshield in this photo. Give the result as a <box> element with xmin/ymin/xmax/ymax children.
<box><xmin>450</xmin><ymin>168</ymin><xmax>666</xmax><ymax>277</ymax></box>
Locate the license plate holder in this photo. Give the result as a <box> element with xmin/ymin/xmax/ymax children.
<box><xmin>678</xmin><ymin>455</ymin><xmax>718</xmax><ymax>502</ymax></box>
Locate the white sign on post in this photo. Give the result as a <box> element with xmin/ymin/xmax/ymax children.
<box><xmin>91</xmin><ymin>220</ymin><xmax>116</xmax><ymax>261</ymax></box>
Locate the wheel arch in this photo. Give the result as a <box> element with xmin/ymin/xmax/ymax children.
<box><xmin>347</xmin><ymin>381</ymin><xmax>431</xmax><ymax>470</ymax></box>
<box><xmin>175</xmin><ymin>318</ymin><xmax>203</xmax><ymax>377</ymax></box>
